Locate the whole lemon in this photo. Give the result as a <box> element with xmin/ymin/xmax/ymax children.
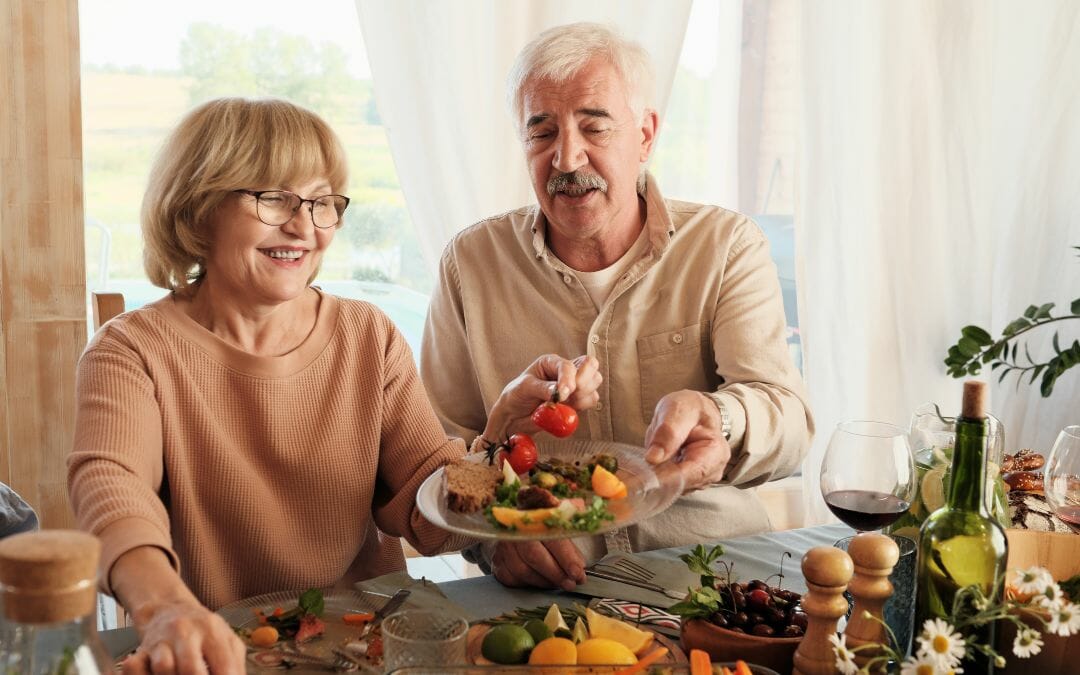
<box><xmin>481</xmin><ymin>624</ymin><xmax>535</xmax><ymax>665</ymax></box>
<box><xmin>576</xmin><ymin>637</ymin><xmax>637</xmax><ymax>665</ymax></box>
<box><xmin>528</xmin><ymin>637</ymin><xmax>578</xmax><ymax>665</ymax></box>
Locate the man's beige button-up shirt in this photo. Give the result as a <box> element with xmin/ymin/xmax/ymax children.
<box><xmin>420</xmin><ymin>174</ymin><xmax>813</xmax><ymax>560</ymax></box>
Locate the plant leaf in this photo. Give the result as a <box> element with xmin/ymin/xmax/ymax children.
<box><xmin>1003</xmin><ymin>318</ymin><xmax>1030</xmax><ymax>336</ymax></box>
<box><xmin>1072</xmin><ymin>297</ymin><xmax>1080</xmax><ymax>315</ymax></box>
<box><xmin>1024</xmin><ymin>305</ymin><xmax>1039</xmax><ymax>319</ymax></box>
<box><xmin>998</xmin><ymin>367</ymin><xmax>1012</xmax><ymax>384</ymax></box>
<box><xmin>1034</xmin><ymin>302</ymin><xmax>1055</xmax><ymax>320</ymax></box>
<box><xmin>1053</xmin><ymin>331</ymin><xmax>1062</xmax><ymax>353</ymax></box>
<box><xmin>1024</xmin><ymin>342</ymin><xmax>1034</xmax><ymax>365</ymax></box>
<box><xmin>1029</xmin><ymin>364</ymin><xmax>1046</xmax><ymax>384</ymax></box>
<box><xmin>961</xmin><ymin>325</ymin><xmax>994</xmax><ymax>346</ymax></box>
<box><xmin>958</xmin><ymin>337</ymin><xmax>980</xmax><ymax>357</ymax></box>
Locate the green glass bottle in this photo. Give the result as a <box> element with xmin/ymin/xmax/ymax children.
<box><xmin>914</xmin><ymin>381</ymin><xmax>1007</xmax><ymax>674</ymax></box>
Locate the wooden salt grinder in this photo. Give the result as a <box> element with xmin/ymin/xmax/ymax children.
<box><xmin>793</xmin><ymin>545</ymin><xmax>855</xmax><ymax>675</ymax></box>
<box><xmin>844</xmin><ymin>533</ymin><xmax>900</xmax><ymax>669</ymax></box>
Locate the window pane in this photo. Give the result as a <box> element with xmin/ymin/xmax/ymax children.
<box><xmin>80</xmin><ymin>0</ymin><xmax>430</xmax><ymax>354</ymax></box>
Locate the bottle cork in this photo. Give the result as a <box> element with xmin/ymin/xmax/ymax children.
<box><xmin>793</xmin><ymin>546</ymin><xmax>855</xmax><ymax>675</ymax></box>
<box><xmin>843</xmin><ymin>533</ymin><xmax>900</xmax><ymax>669</ymax></box>
<box><xmin>960</xmin><ymin>380</ymin><xmax>986</xmax><ymax>419</ymax></box>
<box><xmin>0</xmin><ymin>529</ymin><xmax>101</xmax><ymax>624</ymax></box>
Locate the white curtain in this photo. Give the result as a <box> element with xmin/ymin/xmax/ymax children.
<box><xmin>354</xmin><ymin>0</ymin><xmax>693</xmax><ymax>274</ymax></box>
<box><xmin>798</xmin><ymin>0</ymin><xmax>1080</xmax><ymax>524</ymax></box>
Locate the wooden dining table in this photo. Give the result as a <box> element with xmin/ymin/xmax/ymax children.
<box><xmin>98</xmin><ymin>522</ymin><xmax>853</xmax><ymax>660</ymax></box>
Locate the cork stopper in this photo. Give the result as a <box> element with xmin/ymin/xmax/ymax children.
<box><xmin>0</xmin><ymin>530</ymin><xmax>101</xmax><ymax>624</ymax></box>
<box><xmin>960</xmin><ymin>380</ymin><xmax>986</xmax><ymax>419</ymax></box>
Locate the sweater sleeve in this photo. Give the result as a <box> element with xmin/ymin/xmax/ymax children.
<box><xmin>67</xmin><ymin>332</ymin><xmax>179</xmax><ymax>595</ymax></box>
<box><xmin>710</xmin><ymin>218</ymin><xmax>815</xmax><ymax>486</ymax></box>
<box><xmin>370</xmin><ymin>321</ymin><xmax>474</xmax><ymax>554</ymax></box>
<box><xmin>419</xmin><ymin>243</ymin><xmax>488</xmax><ymax>444</ymax></box>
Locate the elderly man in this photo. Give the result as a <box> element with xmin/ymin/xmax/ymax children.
<box><xmin>421</xmin><ymin>22</ymin><xmax>813</xmax><ymax>590</ymax></box>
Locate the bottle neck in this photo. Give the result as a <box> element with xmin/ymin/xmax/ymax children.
<box><xmin>948</xmin><ymin>415</ymin><xmax>989</xmax><ymax>513</ymax></box>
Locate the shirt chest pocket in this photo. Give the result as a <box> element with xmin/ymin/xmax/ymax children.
<box><xmin>636</xmin><ymin>321</ymin><xmax>714</xmax><ymax>424</ymax></box>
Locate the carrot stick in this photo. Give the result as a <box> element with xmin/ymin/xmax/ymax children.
<box><xmin>342</xmin><ymin>612</ymin><xmax>375</xmax><ymax>625</ymax></box>
<box><xmin>690</xmin><ymin>648</ymin><xmax>713</xmax><ymax>675</ymax></box>
<box><xmin>734</xmin><ymin>660</ymin><xmax>753</xmax><ymax>675</ymax></box>
<box><xmin>612</xmin><ymin>646</ymin><xmax>669</xmax><ymax>675</ymax></box>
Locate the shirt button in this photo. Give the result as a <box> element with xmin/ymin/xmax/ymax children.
<box><xmin>672</xmin><ymin>333</ymin><xmax>684</xmax><ymax>344</ymax></box>
<box><xmin>595</xmin><ymin>401</ymin><xmax>603</xmax><ymax>410</ymax></box>
<box><xmin>590</xmin><ymin>335</ymin><xmax>600</xmax><ymax>344</ymax></box>
<box><xmin>563</xmin><ymin>275</ymin><xmax>573</xmax><ymax>284</ymax></box>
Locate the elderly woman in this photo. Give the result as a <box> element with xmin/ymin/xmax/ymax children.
<box><xmin>68</xmin><ymin>97</ymin><xmax>600</xmax><ymax>675</ymax></box>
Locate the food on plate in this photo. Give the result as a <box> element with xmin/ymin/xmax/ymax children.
<box><xmin>497</xmin><ymin>433</ymin><xmax>540</xmax><ymax>474</ymax></box>
<box><xmin>532</xmin><ymin>396</ymin><xmax>580</xmax><ymax>438</ymax></box>
<box><xmin>475</xmin><ymin>603</ymin><xmax>676</xmax><ymax>667</ymax></box>
<box><xmin>231</xmin><ymin>589</ymin><xmax>387</xmax><ymax>670</ymax></box>
<box><xmin>445</xmin><ymin>458</ymin><xmax>503</xmax><ymax>514</ymax></box>
<box><xmin>1003</xmin><ymin>470</ymin><xmax>1043</xmax><ymax>493</ymax></box>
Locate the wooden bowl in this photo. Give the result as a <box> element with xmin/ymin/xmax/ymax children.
<box><xmin>681</xmin><ymin>619</ymin><xmax>801</xmax><ymax>674</ymax></box>
<box><xmin>996</xmin><ymin>529</ymin><xmax>1080</xmax><ymax>675</ymax></box>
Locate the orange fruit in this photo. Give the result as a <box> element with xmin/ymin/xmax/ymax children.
<box><xmin>576</xmin><ymin>638</ymin><xmax>637</xmax><ymax>665</ymax></box>
<box><xmin>491</xmin><ymin>506</ymin><xmax>559</xmax><ymax>532</ymax></box>
<box><xmin>528</xmin><ymin>637</ymin><xmax>578</xmax><ymax>665</ymax></box>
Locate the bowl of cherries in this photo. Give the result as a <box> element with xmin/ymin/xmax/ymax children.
<box><xmin>669</xmin><ymin>545</ymin><xmax>805</xmax><ymax>675</ymax></box>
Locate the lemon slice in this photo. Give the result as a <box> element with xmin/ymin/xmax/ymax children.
<box><xmin>544</xmin><ymin>603</ymin><xmax>570</xmax><ymax>636</ymax></box>
<box><xmin>585</xmin><ymin>608</ymin><xmax>654</xmax><ymax>655</ymax></box>
<box><xmin>921</xmin><ymin>467</ymin><xmax>946</xmax><ymax>513</ymax></box>
<box><xmin>572</xmin><ymin>617</ymin><xmax>589</xmax><ymax>644</ymax></box>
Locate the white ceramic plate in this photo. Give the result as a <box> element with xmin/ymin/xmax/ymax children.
<box><xmin>218</xmin><ymin>589</ymin><xmax>390</xmax><ymax>672</ymax></box>
<box><xmin>416</xmin><ymin>438</ymin><xmax>685</xmax><ymax>541</ymax></box>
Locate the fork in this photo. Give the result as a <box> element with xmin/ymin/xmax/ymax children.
<box><xmin>585</xmin><ymin>557</ymin><xmax>685</xmax><ymax>600</ymax></box>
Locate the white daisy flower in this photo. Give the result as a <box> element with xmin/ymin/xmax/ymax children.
<box><xmin>1012</xmin><ymin>626</ymin><xmax>1043</xmax><ymax>658</ymax></box>
<box><xmin>916</xmin><ymin>618</ymin><xmax>966</xmax><ymax>669</ymax></box>
<box><xmin>1035</xmin><ymin>582</ymin><xmax>1065</xmax><ymax>610</ymax></box>
<box><xmin>829</xmin><ymin>632</ymin><xmax>859</xmax><ymax>675</ymax></box>
<box><xmin>1046</xmin><ymin>601</ymin><xmax>1080</xmax><ymax>637</ymax></box>
<box><xmin>899</xmin><ymin>654</ymin><xmax>939</xmax><ymax>675</ymax></box>
<box><xmin>1013</xmin><ymin>566</ymin><xmax>1054</xmax><ymax>597</ymax></box>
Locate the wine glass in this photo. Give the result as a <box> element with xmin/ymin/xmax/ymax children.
<box><xmin>820</xmin><ymin>420</ymin><xmax>916</xmax><ymax>532</ymax></box>
<box><xmin>1044</xmin><ymin>425</ymin><xmax>1080</xmax><ymax>532</ymax></box>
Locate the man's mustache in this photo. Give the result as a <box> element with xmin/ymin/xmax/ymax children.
<box><xmin>546</xmin><ymin>171</ymin><xmax>608</xmax><ymax>196</ymax></box>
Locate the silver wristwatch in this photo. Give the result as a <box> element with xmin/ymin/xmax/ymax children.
<box><xmin>704</xmin><ymin>391</ymin><xmax>732</xmax><ymax>441</ymax></box>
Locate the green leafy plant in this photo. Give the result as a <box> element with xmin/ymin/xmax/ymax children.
<box><xmin>945</xmin><ymin>247</ymin><xmax>1080</xmax><ymax>397</ymax></box>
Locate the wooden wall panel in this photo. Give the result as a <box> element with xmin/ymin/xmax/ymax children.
<box><xmin>0</xmin><ymin>0</ymin><xmax>87</xmax><ymax>529</ymax></box>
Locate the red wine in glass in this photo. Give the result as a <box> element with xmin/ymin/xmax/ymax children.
<box><xmin>825</xmin><ymin>489</ymin><xmax>910</xmax><ymax>531</ymax></box>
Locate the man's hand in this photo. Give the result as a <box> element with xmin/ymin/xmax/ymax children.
<box><xmin>490</xmin><ymin>540</ymin><xmax>586</xmax><ymax>592</ymax></box>
<box><xmin>643</xmin><ymin>390</ymin><xmax>731</xmax><ymax>491</ymax></box>
<box><xmin>484</xmin><ymin>354</ymin><xmax>601</xmax><ymax>441</ymax></box>
<box><xmin>122</xmin><ymin>599</ymin><xmax>246</xmax><ymax>675</ymax></box>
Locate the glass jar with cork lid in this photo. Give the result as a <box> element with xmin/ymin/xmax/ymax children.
<box><xmin>0</xmin><ymin>530</ymin><xmax>113</xmax><ymax>675</ymax></box>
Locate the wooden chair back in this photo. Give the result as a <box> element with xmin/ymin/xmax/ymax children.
<box><xmin>91</xmin><ymin>292</ymin><xmax>125</xmax><ymax>330</ymax></box>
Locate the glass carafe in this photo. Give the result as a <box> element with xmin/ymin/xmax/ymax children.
<box><xmin>886</xmin><ymin>402</ymin><xmax>1009</xmax><ymax>538</ymax></box>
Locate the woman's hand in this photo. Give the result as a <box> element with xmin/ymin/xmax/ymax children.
<box><xmin>123</xmin><ymin>600</ymin><xmax>246</xmax><ymax>675</ymax></box>
<box><xmin>113</xmin><ymin>547</ymin><xmax>246</xmax><ymax>675</ymax></box>
<box><xmin>482</xmin><ymin>354</ymin><xmax>601</xmax><ymax>442</ymax></box>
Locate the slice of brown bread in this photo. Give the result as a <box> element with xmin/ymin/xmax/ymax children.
<box><xmin>445</xmin><ymin>459</ymin><xmax>503</xmax><ymax>514</ymax></box>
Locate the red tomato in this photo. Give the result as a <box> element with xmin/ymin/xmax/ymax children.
<box><xmin>500</xmin><ymin>433</ymin><xmax>538</xmax><ymax>474</ymax></box>
<box><xmin>531</xmin><ymin>401</ymin><xmax>579</xmax><ymax>437</ymax></box>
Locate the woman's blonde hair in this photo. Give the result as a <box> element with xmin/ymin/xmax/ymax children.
<box><xmin>141</xmin><ymin>97</ymin><xmax>348</xmax><ymax>293</ymax></box>
<box><xmin>506</xmin><ymin>22</ymin><xmax>656</xmax><ymax>134</ymax></box>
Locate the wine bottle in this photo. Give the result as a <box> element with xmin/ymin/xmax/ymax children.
<box><xmin>914</xmin><ymin>381</ymin><xmax>1008</xmax><ymax>674</ymax></box>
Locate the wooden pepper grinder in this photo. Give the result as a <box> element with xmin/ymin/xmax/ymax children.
<box><xmin>793</xmin><ymin>545</ymin><xmax>855</xmax><ymax>675</ymax></box>
<box><xmin>844</xmin><ymin>533</ymin><xmax>900</xmax><ymax>669</ymax></box>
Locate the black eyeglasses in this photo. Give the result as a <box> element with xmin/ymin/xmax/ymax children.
<box><xmin>234</xmin><ymin>189</ymin><xmax>350</xmax><ymax>229</ymax></box>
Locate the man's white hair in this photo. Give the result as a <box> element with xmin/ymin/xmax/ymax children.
<box><xmin>506</xmin><ymin>22</ymin><xmax>656</xmax><ymax>134</ymax></box>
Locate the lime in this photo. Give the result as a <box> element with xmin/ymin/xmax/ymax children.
<box><xmin>921</xmin><ymin>467</ymin><xmax>946</xmax><ymax>513</ymax></box>
<box><xmin>481</xmin><ymin>624</ymin><xmax>535</xmax><ymax>665</ymax></box>
<box><xmin>523</xmin><ymin>619</ymin><xmax>553</xmax><ymax>643</ymax></box>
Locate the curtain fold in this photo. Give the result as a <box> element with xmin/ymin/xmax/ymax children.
<box><xmin>798</xmin><ymin>0</ymin><xmax>1080</xmax><ymax>524</ymax></box>
<box><xmin>355</xmin><ymin>0</ymin><xmax>692</xmax><ymax>274</ymax></box>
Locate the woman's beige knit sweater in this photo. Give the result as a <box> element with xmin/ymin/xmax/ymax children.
<box><xmin>68</xmin><ymin>290</ymin><xmax>468</xmax><ymax>609</ymax></box>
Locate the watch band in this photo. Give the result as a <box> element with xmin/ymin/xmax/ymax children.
<box><xmin>704</xmin><ymin>391</ymin><xmax>732</xmax><ymax>441</ymax></box>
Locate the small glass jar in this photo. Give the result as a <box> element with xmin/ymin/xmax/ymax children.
<box><xmin>0</xmin><ymin>530</ymin><xmax>113</xmax><ymax>675</ymax></box>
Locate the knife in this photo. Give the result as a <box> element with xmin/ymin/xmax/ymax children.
<box><xmin>359</xmin><ymin>588</ymin><xmax>411</xmax><ymax>637</ymax></box>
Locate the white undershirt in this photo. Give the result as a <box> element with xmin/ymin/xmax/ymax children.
<box><xmin>573</xmin><ymin>228</ymin><xmax>651</xmax><ymax>311</ymax></box>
